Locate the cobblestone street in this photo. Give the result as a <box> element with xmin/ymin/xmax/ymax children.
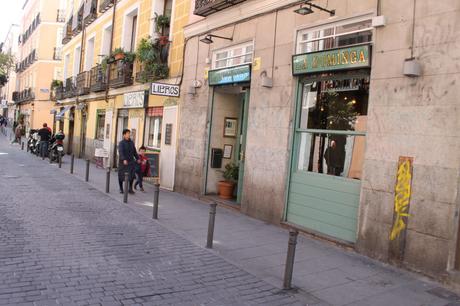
<box><xmin>0</xmin><ymin>138</ymin><xmax>301</xmax><ymax>306</ymax></box>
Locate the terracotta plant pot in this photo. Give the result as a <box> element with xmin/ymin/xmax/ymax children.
<box><xmin>218</xmin><ymin>181</ymin><xmax>235</xmax><ymax>199</ymax></box>
<box><xmin>114</xmin><ymin>52</ymin><xmax>125</xmax><ymax>61</ymax></box>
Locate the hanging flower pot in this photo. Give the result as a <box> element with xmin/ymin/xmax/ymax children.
<box><xmin>159</xmin><ymin>36</ymin><xmax>169</xmax><ymax>46</ymax></box>
<box><xmin>113</xmin><ymin>48</ymin><xmax>125</xmax><ymax>61</ymax></box>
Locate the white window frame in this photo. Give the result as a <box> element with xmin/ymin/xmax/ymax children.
<box><xmin>85</xmin><ymin>34</ymin><xmax>96</xmax><ymax>71</ymax></box>
<box><xmin>211</xmin><ymin>41</ymin><xmax>254</xmax><ymax>69</ymax></box>
<box><xmin>121</xmin><ymin>3</ymin><xmax>140</xmax><ymax>51</ymax></box>
<box><xmin>73</xmin><ymin>44</ymin><xmax>82</xmax><ymax>78</ymax></box>
<box><xmin>296</xmin><ymin>15</ymin><xmax>374</xmax><ymax>54</ymax></box>
<box><xmin>100</xmin><ymin>22</ymin><xmax>113</xmax><ymax>58</ymax></box>
<box><xmin>145</xmin><ymin>115</ymin><xmax>163</xmax><ymax>150</ymax></box>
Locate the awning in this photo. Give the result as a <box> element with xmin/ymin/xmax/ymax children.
<box><xmin>55</xmin><ymin>105</ymin><xmax>72</xmax><ymax>120</ymax></box>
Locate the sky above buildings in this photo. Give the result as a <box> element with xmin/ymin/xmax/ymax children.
<box><xmin>0</xmin><ymin>1</ymin><xmax>23</xmax><ymax>43</ymax></box>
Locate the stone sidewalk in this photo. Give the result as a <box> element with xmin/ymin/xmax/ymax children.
<box><xmin>10</xmin><ymin>136</ymin><xmax>460</xmax><ymax>305</ymax></box>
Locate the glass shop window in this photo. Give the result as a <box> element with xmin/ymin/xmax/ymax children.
<box><xmin>145</xmin><ymin>116</ymin><xmax>162</xmax><ymax>149</ymax></box>
<box><xmin>95</xmin><ymin>111</ymin><xmax>106</xmax><ymax>140</ymax></box>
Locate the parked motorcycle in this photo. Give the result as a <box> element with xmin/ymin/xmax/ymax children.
<box><xmin>49</xmin><ymin>132</ymin><xmax>65</xmax><ymax>162</ymax></box>
<box><xmin>27</xmin><ymin>129</ymin><xmax>39</xmax><ymax>155</ymax></box>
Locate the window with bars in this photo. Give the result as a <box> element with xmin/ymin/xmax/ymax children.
<box><xmin>297</xmin><ymin>18</ymin><xmax>373</xmax><ymax>54</ymax></box>
<box><xmin>212</xmin><ymin>42</ymin><xmax>254</xmax><ymax>69</ymax></box>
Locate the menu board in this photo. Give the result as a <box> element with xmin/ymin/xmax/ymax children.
<box><xmin>145</xmin><ymin>152</ymin><xmax>160</xmax><ymax>178</ymax></box>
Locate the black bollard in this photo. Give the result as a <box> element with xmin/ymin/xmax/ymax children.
<box><xmin>85</xmin><ymin>159</ymin><xmax>90</xmax><ymax>182</ymax></box>
<box><xmin>283</xmin><ymin>229</ymin><xmax>299</xmax><ymax>290</ymax></box>
<box><xmin>206</xmin><ymin>202</ymin><xmax>218</xmax><ymax>249</ymax></box>
<box><xmin>58</xmin><ymin>154</ymin><xmax>62</xmax><ymax>168</ymax></box>
<box><xmin>152</xmin><ymin>183</ymin><xmax>160</xmax><ymax>219</ymax></box>
<box><xmin>21</xmin><ymin>141</ymin><xmax>24</xmax><ymax>150</ymax></box>
<box><xmin>70</xmin><ymin>154</ymin><xmax>74</xmax><ymax>174</ymax></box>
<box><xmin>123</xmin><ymin>173</ymin><xmax>129</xmax><ymax>203</ymax></box>
<box><xmin>105</xmin><ymin>168</ymin><xmax>110</xmax><ymax>193</ymax></box>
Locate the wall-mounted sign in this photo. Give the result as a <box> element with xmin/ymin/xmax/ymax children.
<box><xmin>208</xmin><ymin>64</ymin><xmax>251</xmax><ymax>86</ymax></box>
<box><xmin>123</xmin><ymin>91</ymin><xmax>146</xmax><ymax>108</ymax></box>
<box><xmin>292</xmin><ymin>44</ymin><xmax>371</xmax><ymax>75</ymax></box>
<box><xmin>150</xmin><ymin>82</ymin><xmax>180</xmax><ymax>97</ymax></box>
<box><xmin>164</xmin><ymin>123</ymin><xmax>173</xmax><ymax>145</ymax></box>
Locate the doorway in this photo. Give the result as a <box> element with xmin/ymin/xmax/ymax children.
<box><xmin>80</xmin><ymin>112</ymin><xmax>87</xmax><ymax>158</ymax></box>
<box><xmin>67</xmin><ymin>107</ymin><xmax>75</xmax><ymax>155</ymax></box>
<box><xmin>113</xmin><ymin>110</ymin><xmax>128</xmax><ymax>168</ymax></box>
<box><xmin>205</xmin><ymin>85</ymin><xmax>249</xmax><ymax>204</ymax></box>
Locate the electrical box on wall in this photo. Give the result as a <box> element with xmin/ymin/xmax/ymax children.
<box><xmin>372</xmin><ymin>16</ymin><xmax>386</xmax><ymax>28</ymax></box>
<box><xmin>403</xmin><ymin>58</ymin><xmax>422</xmax><ymax>77</ymax></box>
<box><xmin>211</xmin><ymin>148</ymin><xmax>223</xmax><ymax>168</ymax></box>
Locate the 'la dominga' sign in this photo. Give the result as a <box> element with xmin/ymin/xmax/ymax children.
<box><xmin>292</xmin><ymin>44</ymin><xmax>371</xmax><ymax>75</ymax></box>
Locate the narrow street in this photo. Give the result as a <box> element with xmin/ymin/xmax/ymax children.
<box><xmin>0</xmin><ymin>137</ymin><xmax>301</xmax><ymax>306</ymax></box>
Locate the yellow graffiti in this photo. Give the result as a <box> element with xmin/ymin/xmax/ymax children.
<box><xmin>389</xmin><ymin>160</ymin><xmax>412</xmax><ymax>241</ymax></box>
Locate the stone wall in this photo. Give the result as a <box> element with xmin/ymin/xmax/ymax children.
<box><xmin>357</xmin><ymin>0</ymin><xmax>460</xmax><ymax>279</ymax></box>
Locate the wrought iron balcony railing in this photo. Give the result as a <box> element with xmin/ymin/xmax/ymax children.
<box><xmin>64</xmin><ymin>77</ymin><xmax>76</xmax><ymax>99</ymax></box>
<box><xmin>194</xmin><ymin>0</ymin><xmax>246</xmax><ymax>17</ymax></box>
<box><xmin>109</xmin><ymin>61</ymin><xmax>133</xmax><ymax>88</ymax></box>
<box><xmin>53</xmin><ymin>47</ymin><xmax>62</xmax><ymax>60</ymax></box>
<box><xmin>62</xmin><ymin>17</ymin><xmax>73</xmax><ymax>44</ymax></box>
<box><xmin>76</xmin><ymin>71</ymin><xmax>91</xmax><ymax>96</ymax></box>
<box><xmin>72</xmin><ymin>6</ymin><xmax>84</xmax><ymax>35</ymax></box>
<box><xmin>84</xmin><ymin>0</ymin><xmax>98</xmax><ymax>25</ymax></box>
<box><xmin>90</xmin><ymin>65</ymin><xmax>107</xmax><ymax>92</ymax></box>
<box><xmin>99</xmin><ymin>0</ymin><xmax>116</xmax><ymax>13</ymax></box>
<box><xmin>57</xmin><ymin>9</ymin><xmax>66</xmax><ymax>22</ymax></box>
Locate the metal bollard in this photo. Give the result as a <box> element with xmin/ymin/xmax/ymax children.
<box><xmin>105</xmin><ymin>168</ymin><xmax>111</xmax><ymax>193</ymax></box>
<box><xmin>206</xmin><ymin>202</ymin><xmax>218</xmax><ymax>249</ymax></box>
<box><xmin>85</xmin><ymin>159</ymin><xmax>90</xmax><ymax>182</ymax></box>
<box><xmin>152</xmin><ymin>183</ymin><xmax>160</xmax><ymax>219</ymax></box>
<box><xmin>123</xmin><ymin>173</ymin><xmax>129</xmax><ymax>203</ymax></box>
<box><xmin>70</xmin><ymin>154</ymin><xmax>74</xmax><ymax>174</ymax></box>
<box><xmin>283</xmin><ymin>229</ymin><xmax>299</xmax><ymax>290</ymax></box>
<box><xmin>21</xmin><ymin>141</ymin><xmax>24</xmax><ymax>150</ymax></box>
<box><xmin>58</xmin><ymin>154</ymin><xmax>62</xmax><ymax>168</ymax></box>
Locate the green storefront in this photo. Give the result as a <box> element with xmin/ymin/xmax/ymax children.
<box><xmin>286</xmin><ymin>44</ymin><xmax>371</xmax><ymax>243</ymax></box>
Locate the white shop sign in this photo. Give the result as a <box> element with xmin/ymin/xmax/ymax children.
<box><xmin>150</xmin><ymin>82</ymin><xmax>180</xmax><ymax>97</ymax></box>
<box><xmin>123</xmin><ymin>91</ymin><xmax>146</xmax><ymax>108</ymax></box>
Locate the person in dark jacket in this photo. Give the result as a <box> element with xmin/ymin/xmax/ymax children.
<box><xmin>118</xmin><ymin>129</ymin><xmax>139</xmax><ymax>194</ymax></box>
<box><xmin>38</xmin><ymin>123</ymin><xmax>51</xmax><ymax>158</ymax></box>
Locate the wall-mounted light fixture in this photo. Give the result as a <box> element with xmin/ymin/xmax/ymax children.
<box><xmin>199</xmin><ymin>34</ymin><xmax>233</xmax><ymax>45</ymax></box>
<box><xmin>294</xmin><ymin>0</ymin><xmax>335</xmax><ymax>16</ymax></box>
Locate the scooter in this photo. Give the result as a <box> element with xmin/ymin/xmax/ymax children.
<box><xmin>28</xmin><ymin>130</ymin><xmax>39</xmax><ymax>155</ymax></box>
<box><xmin>49</xmin><ymin>132</ymin><xmax>65</xmax><ymax>162</ymax></box>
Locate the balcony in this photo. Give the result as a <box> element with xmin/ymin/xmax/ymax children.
<box><xmin>194</xmin><ymin>0</ymin><xmax>246</xmax><ymax>17</ymax></box>
<box><xmin>99</xmin><ymin>0</ymin><xmax>116</xmax><ymax>13</ymax></box>
<box><xmin>55</xmin><ymin>86</ymin><xmax>64</xmax><ymax>100</ymax></box>
<box><xmin>135</xmin><ymin>63</ymin><xmax>169</xmax><ymax>83</ymax></box>
<box><xmin>63</xmin><ymin>77</ymin><xmax>76</xmax><ymax>99</ymax></box>
<box><xmin>16</xmin><ymin>88</ymin><xmax>35</xmax><ymax>103</ymax></box>
<box><xmin>76</xmin><ymin>71</ymin><xmax>91</xmax><ymax>96</ymax></box>
<box><xmin>62</xmin><ymin>18</ymin><xmax>73</xmax><ymax>44</ymax></box>
<box><xmin>83</xmin><ymin>0</ymin><xmax>97</xmax><ymax>26</ymax></box>
<box><xmin>53</xmin><ymin>47</ymin><xmax>62</xmax><ymax>60</ymax></box>
<box><xmin>109</xmin><ymin>61</ymin><xmax>133</xmax><ymax>88</ymax></box>
<box><xmin>90</xmin><ymin>65</ymin><xmax>107</xmax><ymax>92</ymax></box>
<box><xmin>12</xmin><ymin>91</ymin><xmax>19</xmax><ymax>102</ymax></box>
<box><xmin>57</xmin><ymin>9</ymin><xmax>66</xmax><ymax>22</ymax></box>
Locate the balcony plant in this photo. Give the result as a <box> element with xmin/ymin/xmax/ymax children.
<box><xmin>136</xmin><ymin>37</ymin><xmax>169</xmax><ymax>83</ymax></box>
<box><xmin>51</xmin><ymin>79</ymin><xmax>63</xmax><ymax>89</ymax></box>
<box><xmin>113</xmin><ymin>47</ymin><xmax>126</xmax><ymax>61</ymax></box>
<box><xmin>217</xmin><ymin>162</ymin><xmax>239</xmax><ymax>199</ymax></box>
<box><xmin>154</xmin><ymin>14</ymin><xmax>170</xmax><ymax>34</ymax></box>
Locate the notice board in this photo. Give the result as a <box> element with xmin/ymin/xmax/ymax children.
<box><xmin>145</xmin><ymin>152</ymin><xmax>160</xmax><ymax>178</ymax></box>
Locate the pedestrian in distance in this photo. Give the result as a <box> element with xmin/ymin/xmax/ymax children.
<box><xmin>118</xmin><ymin>129</ymin><xmax>139</xmax><ymax>194</ymax></box>
<box><xmin>38</xmin><ymin>123</ymin><xmax>51</xmax><ymax>158</ymax></box>
<box><xmin>134</xmin><ymin>146</ymin><xmax>151</xmax><ymax>192</ymax></box>
<box><xmin>13</xmin><ymin>122</ymin><xmax>24</xmax><ymax>144</ymax></box>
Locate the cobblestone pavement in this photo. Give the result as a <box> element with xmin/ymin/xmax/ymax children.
<box><xmin>0</xmin><ymin>138</ymin><xmax>303</xmax><ymax>305</ymax></box>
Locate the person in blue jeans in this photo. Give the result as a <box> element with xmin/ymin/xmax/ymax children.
<box><xmin>118</xmin><ymin>129</ymin><xmax>139</xmax><ymax>194</ymax></box>
<box><xmin>37</xmin><ymin>123</ymin><xmax>51</xmax><ymax>158</ymax></box>
<box><xmin>134</xmin><ymin>146</ymin><xmax>150</xmax><ymax>192</ymax></box>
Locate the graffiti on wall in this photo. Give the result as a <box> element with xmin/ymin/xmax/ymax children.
<box><xmin>389</xmin><ymin>157</ymin><xmax>413</xmax><ymax>241</ymax></box>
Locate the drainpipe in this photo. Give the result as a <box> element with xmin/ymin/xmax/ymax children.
<box><xmin>77</xmin><ymin>7</ymin><xmax>86</xmax><ymax>157</ymax></box>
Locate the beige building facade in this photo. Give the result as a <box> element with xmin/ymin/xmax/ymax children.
<box><xmin>13</xmin><ymin>0</ymin><xmax>65</xmax><ymax>131</ymax></box>
<box><xmin>0</xmin><ymin>24</ymin><xmax>20</xmax><ymax>121</ymax></box>
<box><xmin>176</xmin><ymin>0</ymin><xmax>460</xmax><ymax>283</ymax></box>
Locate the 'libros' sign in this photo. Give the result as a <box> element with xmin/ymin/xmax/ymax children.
<box><xmin>150</xmin><ymin>82</ymin><xmax>180</xmax><ymax>97</ymax></box>
<box><xmin>208</xmin><ymin>64</ymin><xmax>251</xmax><ymax>86</ymax></box>
<box><xmin>292</xmin><ymin>44</ymin><xmax>371</xmax><ymax>75</ymax></box>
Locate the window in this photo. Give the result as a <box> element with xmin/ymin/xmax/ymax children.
<box><xmin>130</xmin><ymin>15</ymin><xmax>138</xmax><ymax>52</ymax></box>
<box><xmin>297</xmin><ymin>18</ymin><xmax>372</xmax><ymax>54</ymax></box>
<box><xmin>85</xmin><ymin>37</ymin><xmax>95</xmax><ymax>71</ymax></box>
<box><xmin>101</xmin><ymin>24</ymin><xmax>112</xmax><ymax>58</ymax></box>
<box><xmin>73</xmin><ymin>46</ymin><xmax>81</xmax><ymax>77</ymax></box>
<box><xmin>212</xmin><ymin>42</ymin><xmax>253</xmax><ymax>69</ymax></box>
<box><xmin>95</xmin><ymin>110</ymin><xmax>106</xmax><ymax>140</ymax></box>
<box><xmin>122</xmin><ymin>8</ymin><xmax>139</xmax><ymax>51</ymax></box>
<box><xmin>145</xmin><ymin>107</ymin><xmax>163</xmax><ymax>149</ymax></box>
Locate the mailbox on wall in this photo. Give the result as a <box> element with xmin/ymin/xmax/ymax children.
<box><xmin>211</xmin><ymin>148</ymin><xmax>223</xmax><ymax>168</ymax></box>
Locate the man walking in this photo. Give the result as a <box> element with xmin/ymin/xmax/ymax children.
<box><xmin>118</xmin><ymin>129</ymin><xmax>138</xmax><ymax>194</ymax></box>
<box><xmin>38</xmin><ymin>123</ymin><xmax>51</xmax><ymax>158</ymax></box>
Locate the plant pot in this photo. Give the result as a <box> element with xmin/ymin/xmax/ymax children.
<box><xmin>159</xmin><ymin>36</ymin><xmax>169</xmax><ymax>45</ymax></box>
<box><xmin>217</xmin><ymin>181</ymin><xmax>235</xmax><ymax>200</ymax></box>
<box><xmin>114</xmin><ymin>52</ymin><xmax>125</xmax><ymax>61</ymax></box>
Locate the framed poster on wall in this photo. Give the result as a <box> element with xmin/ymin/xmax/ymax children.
<box><xmin>224</xmin><ymin>117</ymin><xmax>237</xmax><ymax>137</ymax></box>
<box><xmin>223</xmin><ymin>144</ymin><xmax>233</xmax><ymax>159</ymax></box>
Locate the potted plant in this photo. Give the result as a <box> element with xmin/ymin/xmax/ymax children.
<box><xmin>50</xmin><ymin>79</ymin><xmax>63</xmax><ymax>89</ymax></box>
<box><xmin>154</xmin><ymin>14</ymin><xmax>170</xmax><ymax>34</ymax></box>
<box><xmin>159</xmin><ymin>35</ymin><xmax>169</xmax><ymax>46</ymax></box>
<box><xmin>112</xmin><ymin>47</ymin><xmax>125</xmax><ymax>61</ymax></box>
<box><xmin>217</xmin><ymin>162</ymin><xmax>239</xmax><ymax>199</ymax></box>
<box><xmin>122</xmin><ymin>51</ymin><xmax>136</xmax><ymax>63</ymax></box>
<box><xmin>135</xmin><ymin>37</ymin><xmax>169</xmax><ymax>82</ymax></box>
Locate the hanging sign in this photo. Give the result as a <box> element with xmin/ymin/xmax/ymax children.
<box><xmin>292</xmin><ymin>44</ymin><xmax>371</xmax><ymax>75</ymax></box>
<box><xmin>150</xmin><ymin>82</ymin><xmax>180</xmax><ymax>97</ymax></box>
<box><xmin>208</xmin><ymin>64</ymin><xmax>251</xmax><ymax>86</ymax></box>
<box><xmin>123</xmin><ymin>91</ymin><xmax>146</xmax><ymax>108</ymax></box>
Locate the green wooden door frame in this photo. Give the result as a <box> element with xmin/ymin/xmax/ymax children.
<box><xmin>236</xmin><ymin>89</ymin><xmax>250</xmax><ymax>204</ymax></box>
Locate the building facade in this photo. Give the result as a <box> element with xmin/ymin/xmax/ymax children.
<box><xmin>55</xmin><ymin>0</ymin><xmax>189</xmax><ymax>190</ymax></box>
<box><xmin>13</xmin><ymin>0</ymin><xmax>65</xmax><ymax>132</ymax></box>
<box><xmin>0</xmin><ymin>24</ymin><xmax>20</xmax><ymax>121</ymax></box>
<box><xmin>176</xmin><ymin>0</ymin><xmax>460</xmax><ymax>283</ymax></box>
